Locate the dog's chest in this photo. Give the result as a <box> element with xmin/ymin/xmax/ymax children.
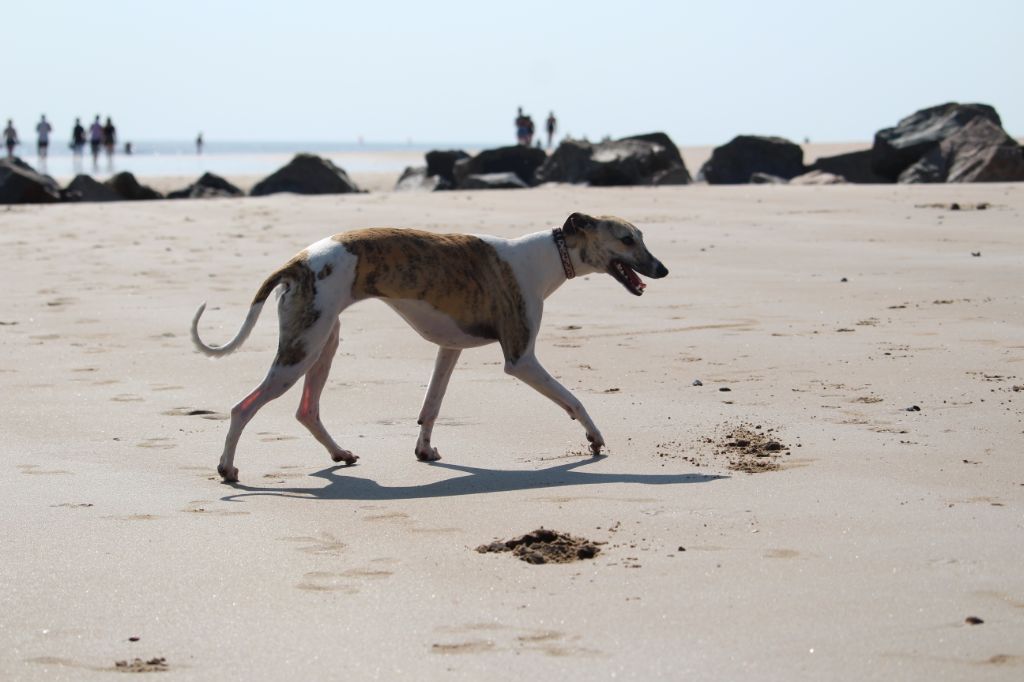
<box><xmin>383</xmin><ymin>299</ymin><xmax>494</xmax><ymax>349</ymax></box>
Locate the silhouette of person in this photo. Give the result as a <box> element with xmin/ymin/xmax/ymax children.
<box><xmin>71</xmin><ymin>118</ymin><xmax>86</xmax><ymax>156</ymax></box>
<box><xmin>515</xmin><ymin>107</ymin><xmax>530</xmax><ymax>146</ymax></box>
<box><xmin>3</xmin><ymin>119</ymin><xmax>18</xmax><ymax>158</ymax></box>
<box><xmin>196</xmin><ymin>132</ymin><xmax>203</xmax><ymax>155</ymax></box>
<box><xmin>102</xmin><ymin>116</ymin><xmax>117</xmax><ymax>168</ymax></box>
<box><xmin>546</xmin><ymin>111</ymin><xmax>557</xmax><ymax>149</ymax></box>
<box><xmin>35</xmin><ymin>115</ymin><xmax>53</xmax><ymax>163</ymax></box>
<box><xmin>88</xmin><ymin>116</ymin><xmax>103</xmax><ymax>169</ymax></box>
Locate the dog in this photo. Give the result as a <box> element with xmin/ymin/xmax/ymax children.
<box><xmin>191</xmin><ymin>212</ymin><xmax>669</xmax><ymax>482</ymax></box>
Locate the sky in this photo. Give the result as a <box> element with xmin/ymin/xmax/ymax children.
<box><xmin>5</xmin><ymin>0</ymin><xmax>1023</xmax><ymax>146</ymax></box>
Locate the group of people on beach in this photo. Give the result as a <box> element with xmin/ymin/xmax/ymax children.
<box><xmin>3</xmin><ymin>114</ymin><xmax>120</xmax><ymax>171</ymax></box>
<box><xmin>515</xmin><ymin>107</ymin><xmax>558</xmax><ymax>149</ymax></box>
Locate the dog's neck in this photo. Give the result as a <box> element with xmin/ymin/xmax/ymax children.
<box><xmin>551</xmin><ymin>228</ymin><xmax>575</xmax><ymax>279</ymax></box>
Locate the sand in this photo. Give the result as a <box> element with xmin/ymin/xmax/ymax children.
<box><xmin>1</xmin><ymin>171</ymin><xmax>1022</xmax><ymax>679</ymax></box>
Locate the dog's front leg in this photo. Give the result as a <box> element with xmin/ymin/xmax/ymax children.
<box><xmin>415</xmin><ymin>347</ymin><xmax>461</xmax><ymax>461</ymax></box>
<box><xmin>504</xmin><ymin>354</ymin><xmax>606</xmax><ymax>455</ymax></box>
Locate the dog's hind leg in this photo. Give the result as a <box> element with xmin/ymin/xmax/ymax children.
<box><xmin>414</xmin><ymin>347</ymin><xmax>461</xmax><ymax>461</ymax></box>
<box><xmin>504</xmin><ymin>353</ymin><xmax>606</xmax><ymax>455</ymax></box>
<box><xmin>295</xmin><ymin>319</ymin><xmax>357</xmax><ymax>465</ymax></box>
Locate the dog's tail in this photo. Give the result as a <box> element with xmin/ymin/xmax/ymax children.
<box><xmin>190</xmin><ymin>259</ymin><xmax>301</xmax><ymax>358</ymax></box>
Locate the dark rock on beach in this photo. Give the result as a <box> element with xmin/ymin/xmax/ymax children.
<box><xmin>535</xmin><ymin>132</ymin><xmax>690</xmax><ymax>186</ymax></box>
<box><xmin>250</xmin><ymin>153</ymin><xmax>361</xmax><ymax>196</ymax></box>
<box><xmin>898</xmin><ymin>117</ymin><xmax>1024</xmax><ymax>184</ymax></box>
<box><xmin>167</xmin><ymin>172</ymin><xmax>244</xmax><ymax>199</ymax></box>
<box><xmin>453</xmin><ymin>145</ymin><xmax>546</xmax><ymax>188</ymax></box>
<box><xmin>0</xmin><ymin>157</ymin><xmax>61</xmax><ymax>204</ymax></box>
<box><xmin>425</xmin><ymin>149</ymin><xmax>469</xmax><ymax>186</ymax></box>
<box><xmin>697</xmin><ymin>135</ymin><xmax>805</xmax><ymax>184</ymax></box>
<box><xmin>458</xmin><ymin>172</ymin><xmax>529</xmax><ymax>190</ymax></box>
<box><xmin>105</xmin><ymin>172</ymin><xmax>162</xmax><ymax>200</ymax></box>
<box><xmin>807</xmin><ymin>149</ymin><xmax>887</xmax><ymax>184</ymax></box>
<box><xmin>870</xmin><ymin>102</ymin><xmax>1002</xmax><ymax>181</ymax></box>
<box><xmin>64</xmin><ymin>174</ymin><xmax>121</xmax><ymax>202</ymax></box>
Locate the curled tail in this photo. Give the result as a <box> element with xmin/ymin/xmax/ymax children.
<box><xmin>190</xmin><ymin>258</ymin><xmax>304</xmax><ymax>358</ymax></box>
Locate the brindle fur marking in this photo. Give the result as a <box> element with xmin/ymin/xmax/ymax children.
<box><xmin>333</xmin><ymin>229</ymin><xmax>530</xmax><ymax>363</ymax></box>
<box><xmin>252</xmin><ymin>250</ymin><xmax>320</xmax><ymax>366</ymax></box>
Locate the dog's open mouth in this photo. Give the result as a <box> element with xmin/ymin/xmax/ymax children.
<box><xmin>609</xmin><ymin>259</ymin><xmax>646</xmax><ymax>296</ymax></box>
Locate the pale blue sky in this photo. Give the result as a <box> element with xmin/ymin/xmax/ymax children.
<box><xmin>6</xmin><ymin>0</ymin><xmax>1022</xmax><ymax>146</ymax></box>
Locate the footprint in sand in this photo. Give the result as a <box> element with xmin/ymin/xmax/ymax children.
<box><xmin>181</xmin><ymin>500</ymin><xmax>250</xmax><ymax>516</ymax></box>
<box><xmin>279</xmin><ymin>532</ymin><xmax>346</xmax><ymax>556</ymax></box>
<box><xmin>111</xmin><ymin>394</ymin><xmax>144</xmax><ymax>403</ymax></box>
<box><xmin>18</xmin><ymin>464</ymin><xmax>71</xmax><ymax>475</ymax></box>
<box><xmin>763</xmin><ymin>548</ymin><xmax>800</xmax><ymax>559</ymax></box>
<box><xmin>432</xmin><ymin>624</ymin><xmax>598</xmax><ymax>658</ymax></box>
<box><xmin>163</xmin><ymin>407</ymin><xmax>228</xmax><ymax>420</ymax></box>
<box><xmin>105</xmin><ymin>514</ymin><xmax>161</xmax><ymax>521</ymax></box>
<box><xmin>296</xmin><ymin>572</ymin><xmax>360</xmax><ymax>593</ymax></box>
<box><xmin>136</xmin><ymin>438</ymin><xmax>176</xmax><ymax>450</ymax></box>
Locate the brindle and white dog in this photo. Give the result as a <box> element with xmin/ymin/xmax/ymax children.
<box><xmin>191</xmin><ymin>212</ymin><xmax>668</xmax><ymax>482</ymax></box>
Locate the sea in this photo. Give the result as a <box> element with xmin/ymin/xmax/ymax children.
<box><xmin>20</xmin><ymin>140</ymin><xmax>491</xmax><ymax>181</ymax></box>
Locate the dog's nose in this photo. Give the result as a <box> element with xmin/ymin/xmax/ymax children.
<box><xmin>654</xmin><ymin>262</ymin><xmax>669</xmax><ymax>278</ymax></box>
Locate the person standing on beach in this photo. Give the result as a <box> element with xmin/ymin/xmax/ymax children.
<box><xmin>546</xmin><ymin>111</ymin><xmax>557</xmax><ymax>149</ymax></box>
<box><xmin>196</xmin><ymin>132</ymin><xmax>203</xmax><ymax>155</ymax></box>
<box><xmin>515</xmin><ymin>107</ymin><xmax>530</xmax><ymax>146</ymax></box>
<box><xmin>89</xmin><ymin>116</ymin><xmax>103</xmax><ymax>169</ymax></box>
<box><xmin>35</xmin><ymin>115</ymin><xmax>53</xmax><ymax>163</ymax></box>
<box><xmin>3</xmin><ymin>119</ymin><xmax>18</xmax><ymax>158</ymax></box>
<box><xmin>71</xmin><ymin>118</ymin><xmax>86</xmax><ymax>155</ymax></box>
<box><xmin>102</xmin><ymin>117</ymin><xmax>117</xmax><ymax>168</ymax></box>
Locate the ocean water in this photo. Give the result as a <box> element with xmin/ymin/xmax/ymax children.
<box><xmin>14</xmin><ymin>140</ymin><xmax>489</xmax><ymax>181</ymax></box>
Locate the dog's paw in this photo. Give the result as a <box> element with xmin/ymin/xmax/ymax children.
<box><xmin>586</xmin><ymin>433</ymin><xmax>606</xmax><ymax>456</ymax></box>
<box><xmin>331</xmin><ymin>450</ymin><xmax>358</xmax><ymax>465</ymax></box>
<box><xmin>415</xmin><ymin>446</ymin><xmax>442</xmax><ymax>462</ymax></box>
<box><xmin>218</xmin><ymin>464</ymin><xmax>239</xmax><ymax>483</ymax></box>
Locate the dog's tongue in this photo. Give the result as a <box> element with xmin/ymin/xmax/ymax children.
<box><xmin>629</xmin><ymin>269</ymin><xmax>646</xmax><ymax>292</ymax></box>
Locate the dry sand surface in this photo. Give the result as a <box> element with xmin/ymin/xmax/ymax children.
<box><xmin>1</xmin><ymin>179</ymin><xmax>1022</xmax><ymax>680</ymax></box>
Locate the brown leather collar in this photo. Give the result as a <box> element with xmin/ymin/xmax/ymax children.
<box><xmin>552</xmin><ymin>228</ymin><xmax>575</xmax><ymax>279</ymax></box>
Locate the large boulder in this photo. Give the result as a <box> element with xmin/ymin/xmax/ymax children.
<box><xmin>535</xmin><ymin>132</ymin><xmax>690</xmax><ymax>186</ymax></box>
<box><xmin>452</xmin><ymin>145</ymin><xmax>546</xmax><ymax>188</ymax></box>
<box><xmin>425</xmin><ymin>150</ymin><xmax>469</xmax><ymax>186</ymax></box>
<box><xmin>0</xmin><ymin>157</ymin><xmax>61</xmax><ymax>204</ymax></box>
<box><xmin>870</xmin><ymin>102</ymin><xmax>1001</xmax><ymax>181</ymax></box>
<box><xmin>167</xmin><ymin>172</ymin><xmax>243</xmax><ymax>199</ymax></box>
<box><xmin>697</xmin><ymin>136</ymin><xmax>805</xmax><ymax>184</ymax></box>
<box><xmin>458</xmin><ymin>172</ymin><xmax>529</xmax><ymax>190</ymax></box>
<box><xmin>105</xmin><ymin>172</ymin><xmax>162</xmax><ymax>200</ymax></box>
<box><xmin>65</xmin><ymin>174</ymin><xmax>121</xmax><ymax>202</ymax></box>
<box><xmin>898</xmin><ymin>117</ymin><xmax>1024</xmax><ymax>184</ymax></box>
<box><xmin>250</xmin><ymin>153</ymin><xmax>361</xmax><ymax>196</ymax></box>
<box><xmin>807</xmin><ymin>150</ymin><xmax>887</xmax><ymax>184</ymax></box>
<box><xmin>394</xmin><ymin>166</ymin><xmax>449</xmax><ymax>191</ymax></box>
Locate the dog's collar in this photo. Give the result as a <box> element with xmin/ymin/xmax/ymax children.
<box><xmin>552</xmin><ymin>228</ymin><xmax>575</xmax><ymax>280</ymax></box>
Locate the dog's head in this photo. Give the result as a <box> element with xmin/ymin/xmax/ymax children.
<box><xmin>562</xmin><ymin>212</ymin><xmax>669</xmax><ymax>296</ymax></box>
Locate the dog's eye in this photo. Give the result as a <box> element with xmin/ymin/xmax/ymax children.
<box><xmin>620</xmin><ymin>236</ymin><xmax>635</xmax><ymax>246</ymax></box>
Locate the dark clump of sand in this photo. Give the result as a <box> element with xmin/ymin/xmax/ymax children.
<box><xmin>114</xmin><ymin>657</ymin><xmax>167</xmax><ymax>673</ymax></box>
<box><xmin>716</xmin><ymin>424</ymin><xmax>788</xmax><ymax>473</ymax></box>
<box><xmin>476</xmin><ymin>528</ymin><xmax>602</xmax><ymax>564</ymax></box>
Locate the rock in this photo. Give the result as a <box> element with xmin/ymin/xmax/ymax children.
<box><xmin>535</xmin><ymin>132</ymin><xmax>690</xmax><ymax>186</ymax></box>
<box><xmin>458</xmin><ymin>172</ymin><xmax>529</xmax><ymax>190</ymax></box>
<box><xmin>394</xmin><ymin>166</ymin><xmax>449</xmax><ymax>191</ymax></box>
<box><xmin>789</xmin><ymin>170</ymin><xmax>847</xmax><ymax>185</ymax></box>
<box><xmin>424</xmin><ymin>150</ymin><xmax>469</xmax><ymax>186</ymax></box>
<box><xmin>64</xmin><ymin>174</ymin><xmax>121</xmax><ymax>202</ymax></box>
<box><xmin>807</xmin><ymin>149</ymin><xmax>887</xmax><ymax>183</ymax></box>
<box><xmin>105</xmin><ymin>172</ymin><xmax>162</xmax><ymax>200</ymax></box>
<box><xmin>749</xmin><ymin>172</ymin><xmax>788</xmax><ymax>184</ymax></box>
<box><xmin>870</xmin><ymin>102</ymin><xmax>1001</xmax><ymax>181</ymax></box>
<box><xmin>250</xmin><ymin>153</ymin><xmax>361</xmax><ymax>196</ymax></box>
<box><xmin>167</xmin><ymin>172</ymin><xmax>243</xmax><ymax>199</ymax></box>
<box><xmin>899</xmin><ymin>118</ymin><xmax>1024</xmax><ymax>183</ymax></box>
<box><xmin>697</xmin><ymin>136</ymin><xmax>805</xmax><ymax>184</ymax></box>
<box><xmin>453</xmin><ymin>145</ymin><xmax>546</xmax><ymax>188</ymax></box>
<box><xmin>0</xmin><ymin>157</ymin><xmax>61</xmax><ymax>204</ymax></box>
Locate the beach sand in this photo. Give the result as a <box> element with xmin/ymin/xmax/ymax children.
<box><xmin>1</xmin><ymin>176</ymin><xmax>1022</xmax><ymax>679</ymax></box>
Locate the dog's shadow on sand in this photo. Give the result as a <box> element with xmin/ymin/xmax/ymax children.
<box><xmin>220</xmin><ymin>457</ymin><xmax>726</xmax><ymax>502</ymax></box>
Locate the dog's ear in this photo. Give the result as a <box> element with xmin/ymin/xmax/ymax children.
<box><xmin>563</xmin><ymin>212</ymin><xmax>597</xmax><ymax>236</ymax></box>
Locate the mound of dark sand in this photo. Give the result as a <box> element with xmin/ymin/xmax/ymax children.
<box><xmin>716</xmin><ymin>424</ymin><xmax>788</xmax><ymax>473</ymax></box>
<box><xmin>476</xmin><ymin>529</ymin><xmax>602</xmax><ymax>564</ymax></box>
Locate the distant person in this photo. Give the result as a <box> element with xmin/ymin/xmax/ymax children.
<box><xmin>515</xmin><ymin>106</ymin><xmax>530</xmax><ymax>146</ymax></box>
<box><xmin>102</xmin><ymin>116</ymin><xmax>117</xmax><ymax>166</ymax></box>
<box><xmin>88</xmin><ymin>115</ymin><xmax>104</xmax><ymax>168</ymax></box>
<box><xmin>524</xmin><ymin>113</ymin><xmax>535</xmax><ymax>147</ymax></box>
<box><xmin>71</xmin><ymin>118</ymin><xmax>86</xmax><ymax>156</ymax></box>
<box><xmin>4</xmin><ymin>119</ymin><xmax>18</xmax><ymax>158</ymax></box>
<box><xmin>546</xmin><ymin>111</ymin><xmax>557</xmax><ymax>149</ymax></box>
<box><xmin>36</xmin><ymin>115</ymin><xmax>53</xmax><ymax>162</ymax></box>
<box><xmin>124</xmin><ymin>141</ymin><xmax>133</xmax><ymax>155</ymax></box>
<box><xmin>196</xmin><ymin>132</ymin><xmax>203</xmax><ymax>155</ymax></box>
